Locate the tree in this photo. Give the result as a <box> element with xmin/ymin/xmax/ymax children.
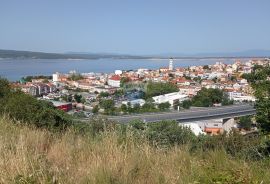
<box><xmin>246</xmin><ymin>65</ymin><xmax>270</xmax><ymax>133</ymax></box>
<box><xmin>173</xmin><ymin>99</ymin><xmax>180</xmax><ymax>110</ymax></box>
<box><xmin>145</xmin><ymin>82</ymin><xmax>178</xmax><ymax>99</ymax></box>
<box><xmin>100</xmin><ymin>99</ymin><xmax>115</xmax><ymax>115</ymax></box>
<box><xmin>203</xmin><ymin>65</ymin><xmax>210</xmax><ymax>70</ymax></box>
<box><xmin>158</xmin><ymin>102</ymin><xmax>171</xmax><ymax>110</ymax></box>
<box><xmin>121</xmin><ymin>104</ymin><xmax>128</xmax><ymax>113</ymax></box>
<box><xmin>133</xmin><ymin>103</ymin><xmax>141</xmax><ymax>112</ymax></box>
<box><xmin>92</xmin><ymin>105</ymin><xmax>99</xmax><ymax>114</ymax></box>
<box><xmin>68</xmin><ymin>73</ymin><xmax>84</xmax><ymax>81</ymax></box>
<box><xmin>0</xmin><ymin>77</ymin><xmax>11</xmax><ymax>98</ymax></box>
<box><xmin>192</xmin><ymin>88</ymin><xmax>228</xmax><ymax>107</ymax></box>
<box><xmin>182</xmin><ymin>100</ymin><xmax>192</xmax><ymax>109</ymax></box>
<box><xmin>74</xmin><ymin>94</ymin><xmax>82</xmax><ymax>103</ymax></box>
<box><xmin>0</xmin><ymin>91</ymin><xmax>71</xmax><ymax>129</ymax></box>
<box><xmin>120</xmin><ymin>77</ymin><xmax>130</xmax><ymax>87</ymax></box>
<box><xmin>99</xmin><ymin>91</ymin><xmax>109</xmax><ymax>98</ymax></box>
<box><xmin>239</xmin><ymin>116</ymin><xmax>253</xmax><ymax>131</ymax></box>
<box><xmin>146</xmin><ymin>121</ymin><xmax>196</xmax><ymax>146</ymax></box>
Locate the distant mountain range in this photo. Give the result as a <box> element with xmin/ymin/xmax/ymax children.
<box><xmin>0</xmin><ymin>50</ymin><xmax>148</xmax><ymax>60</ymax></box>
<box><xmin>0</xmin><ymin>49</ymin><xmax>269</xmax><ymax>60</ymax></box>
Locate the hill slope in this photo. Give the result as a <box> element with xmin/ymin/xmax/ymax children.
<box><xmin>0</xmin><ymin>116</ymin><xmax>269</xmax><ymax>183</ymax></box>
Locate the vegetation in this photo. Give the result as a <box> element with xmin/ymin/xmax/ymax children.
<box><xmin>120</xmin><ymin>77</ymin><xmax>130</xmax><ymax>87</ymax></box>
<box><xmin>181</xmin><ymin>100</ymin><xmax>192</xmax><ymax>109</ymax></box>
<box><xmin>192</xmin><ymin>88</ymin><xmax>232</xmax><ymax>107</ymax></box>
<box><xmin>157</xmin><ymin>102</ymin><xmax>171</xmax><ymax>110</ymax></box>
<box><xmin>98</xmin><ymin>91</ymin><xmax>110</xmax><ymax>98</ymax></box>
<box><xmin>92</xmin><ymin>105</ymin><xmax>99</xmax><ymax>114</ymax></box>
<box><xmin>144</xmin><ymin>82</ymin><xmax>178</xmax><ymax>99</ymax></box>
<box><xmin>0</xmin><ymin>78</ymin><xmax>72</xmax><ymax>130</ymax></box>
<box><xmin>99</xmin><ymin>99</ymin><xmax>116</xmax><ymax>115</ymax></box>
<box><xmin>239</xmin><ymin>115</ymin><xmax>253</xmax><ymax>131</ymax></box>
<box><xmin>68</xmin><ymin>73</ymin><xmax>84</xmax><ymax>81</ymax></box>
<box><xmin>0</xmin><ymin>117</ymin><xmax>269</xmax><ymax>183</ymax></box>
<box><xmin>242</xmin><ymin>65</ymin><xmax>270</xmax><ymax>133</ymax></box>
<box><xmin>21</xmin><ymin>75</ymin><xmax>52</xmax><ymax>82</ymax></box>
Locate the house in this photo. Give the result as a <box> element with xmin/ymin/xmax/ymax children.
<box><xmin>108</xmin><ymin>75</ymin><xmax>121</xmax><ymax>87</ymax></box>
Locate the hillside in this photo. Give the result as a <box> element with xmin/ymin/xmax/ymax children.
<box><xmin>0</xmin><ymin>116</ymin><xmax>269</xmax><ymax>183</ymax></box>
<box><xmin>0</xmin><ymin>49</ymin><xmax>148</xmax><ymax>60</ymax></box>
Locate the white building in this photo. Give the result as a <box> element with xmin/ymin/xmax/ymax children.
<box><xmin>52</xmin><ymin>73</ymin><xmax>59</xmax><ymax>82</ymax></box>
<box><xmin>122</xmin><ymin>99</ymin><xmax>146</xmax><ymax>107</ymax></box>
<box><xmin>108</xmin><ymin>75</ymin><xmax>121</xmax><ymax>87</ymax></box>
<box><xmin>115</xmin><ymin>70</ymin><xmax>123</xmax><ymax>75</ymax></box>
<box><xmin>152</xmin><ymin>92</ymin><xmax>188</xmax><ymax>105</ymax></box>
<box><xmin>169</xmin><ymin>58</ymin><xmax>174</xmax><ymax>71</ymax></box>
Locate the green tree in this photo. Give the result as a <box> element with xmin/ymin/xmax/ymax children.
<box><xmin>133</xmin><ymin>103</ymin><xmax>141</xmax><ymax>112</ymax></box>
<box><xmin>239</xmin><ymin>116</ymin><xmax>253</xmax><ymax>131</ymax></box>
<box><xmin>68</xmin><ymin>73</ymin><xmax>84</xmax><ymax>81</ymax></box>
<box><xmin>0</xmin><ymin>77</ymin><xmax>11</xmax><ymax>98</ymax></box>
<box><xmin>74</xmin><ymin>94</ymin><xmax>82</xmax><ymax>103</ymax></box>
<box><xmin>145</xmin><ymin>82</ymin><xmax>178</xmax><ymax>99</ymax></box>
<box><xmin>92</xmin><ymin>105</ymin><xmax>99</xmax><ymax>114</ymax></box>
<box><xmin>120</xmin><ymin>77</ymin><xmax>130</xmax><ymax>87</ymax></box>
<box><xmin>192</xmin><ymin>88</ymin><xmax>228</xmax><ymax>107</ymax></box>
<box><xmin>182</xmin><ymin>100</ymin><xmax>192</xmax><ymax>109</ymax></box>
<box><xmin>99</xmin><ymin>91</ymin><xmax>109</xmax><ymax>98</ymax></box>
<box><xmin>158</xmin><ymin>102</ymin><xmax>171</xmax><ymax>110</ymax></box>
<box><xmin>146</xmin><ymin>121</ymin><xmax>196</xmax><ymax>146</ymax></box>
<box><xmin>246</xmin><ymin>65</ymin><xmax>270</xmax><ymax>133</ymax></box>
<box><xmin>121</xmin><ymin>104</ymin><xmax>128</xmax><ymax>113</ymax></box>
<box><xmin>100</xmin><ymin>99</ymin><xmax>115</xmax><ymax>115</ymax></box>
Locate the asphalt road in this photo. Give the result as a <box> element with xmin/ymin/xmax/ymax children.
<box><xmin>106</xmin><ymin>104</ymin><xmax>256</xmax><ymax>123</ymax></box>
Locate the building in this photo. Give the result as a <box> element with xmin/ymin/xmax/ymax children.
<box><xmin>152</xmin><ymin>92</ymin><xmax>188</xmax><ymax>106</ymax></box>
<box><xmin>122</xmin><ymin>99</ymin><xmax>146</xmax><ymax>107</ymax></box>
<box><xmin>51</xmin><ymin>101</ymin><xmax>72</xmax><ymax>112</ymax></box>
<box><xmin>169</xmin><ymin>58</ymin><xmax>174</xmax><ymax>71</ymax></box>
<box><xmin>108</xmin><ymin>75</ymin><xmax>121</xmax><ymax>87</ymax></box>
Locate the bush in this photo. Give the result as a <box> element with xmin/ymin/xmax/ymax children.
<box><xmin>0</xmin><ymin>78</ymin><xmax>72</xmax><ymax>130</ymax></box>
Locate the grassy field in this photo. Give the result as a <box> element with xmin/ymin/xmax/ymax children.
<box><xmin>0</xmin><ymin>116</ymin><xmax>270</xmax><ymax>184</ymax></box>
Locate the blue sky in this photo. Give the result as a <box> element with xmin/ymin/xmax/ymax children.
<box><xmin>0</xmin><ymin>0</ymin><xmax>269</xmax><ymax>54</ymax></box>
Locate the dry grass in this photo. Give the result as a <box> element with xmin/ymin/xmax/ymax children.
<box><xmin>0</xmin><ymin>116</ymin><xmax>269</xmax><ymax>184</ymax></box>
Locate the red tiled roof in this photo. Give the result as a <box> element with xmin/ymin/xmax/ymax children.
<box><xmin>109</xmin><ymin>75</ymin><xmax>121</xmax><ymax>81</ymax></box>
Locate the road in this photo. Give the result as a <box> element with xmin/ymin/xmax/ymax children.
<box><xmin>106</xmin><ymin>104</ymin><xmax>256</xmax><ymax>123</ymax></box>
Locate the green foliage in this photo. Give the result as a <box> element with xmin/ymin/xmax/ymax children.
<box><xmin>0</xmin><ymin>78</ymin><xmax>72</xmax><ymax>130</ymax></box>
<box><xmin>247</xmin><ymin>65</ymin><xmax>270</xmax><ymax>133</ymax></box>
<box><xmin>239</xmin><ymin>116</ymin><xmax>253</xmax><ymax>131</ymax></box>
<box><xmin>74</xmin><ymin>94</ymin><xmax>82</xmax><ymax>103</ymax></box>
<box><xmin>182</xmin><ymin>100</ymin><xmax>192</xmax><ymax>109</ymax></box>
<box><xmin>145</xmin><ymin>82</ymin><xmax>178</xmax><ymax>99</ymax></box>
<box><xmin>120</xmin><ymin>77</ymin><xmax>130</xmax><ymax>87</ymax></box>
<box><xmin>21</xmin><ymin>75</ymin><xmax>52</xmax><ymax>82</ymax></box>
<box><xmin>192</xmin><ymin>88</ymin><xmax>229</xmax><ymax>107</ymax></box>
<box><xmin>62</xmin><ymin>94</ymin><xmax>72</xmax><ymax>102</ymax></box>
<box><xmin>145</xmin><ymin>121</ymin><xmax>196</xmax><ymax>147</ymax></box>
<box><xmin>100</xmin><ymin>99</ymin><xmax>115</xmax><ymax>115</ymax></box>
<box><xmin>92</xmin><ymin>105</ymin><xmax>99</xmax><ymax>114</ymax></box>
<box><xmin>0</xmin><ymin>77</ymin><xmax>11</xmax><ymax>98</ymax></box>
<box><xmin>158</xmin><ymin>102</ymin><xmax>171</xmax><ymax>110</ymax></box>
<box><xmin>120</xmin><ymin>104</ymin><xmax>128</xmax><ymax>113</ymax></box>
<box><xmin>68</xmin><ymin>73</ymin><xmax>84</xmax><ymax>81</ymax></box>
<box><xmin>99</xmin><ymin>91</ymin><xmax>109</xmax><ymax>98</ymax></box>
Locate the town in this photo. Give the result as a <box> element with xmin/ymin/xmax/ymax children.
<box><xmin>13</xmin><ymin>58</ymin><xmax>270</xmax><ymax>135</ymax></box>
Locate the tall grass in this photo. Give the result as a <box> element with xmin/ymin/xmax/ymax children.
<box><xmin>0</xmin><ymin>116</ymin><xmax>269</xmax><ymax>184</ymax></box>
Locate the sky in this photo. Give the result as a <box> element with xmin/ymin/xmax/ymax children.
<box><xmin>0</xmin><ymin>0</ymin><xmax>270</xmax><ymax>55</ymax></box>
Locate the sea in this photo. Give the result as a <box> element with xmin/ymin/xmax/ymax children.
<box><xmin>0</xmin><ymin>58</ymin><xmax>236</xmax><ymax>81</ymax></box>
